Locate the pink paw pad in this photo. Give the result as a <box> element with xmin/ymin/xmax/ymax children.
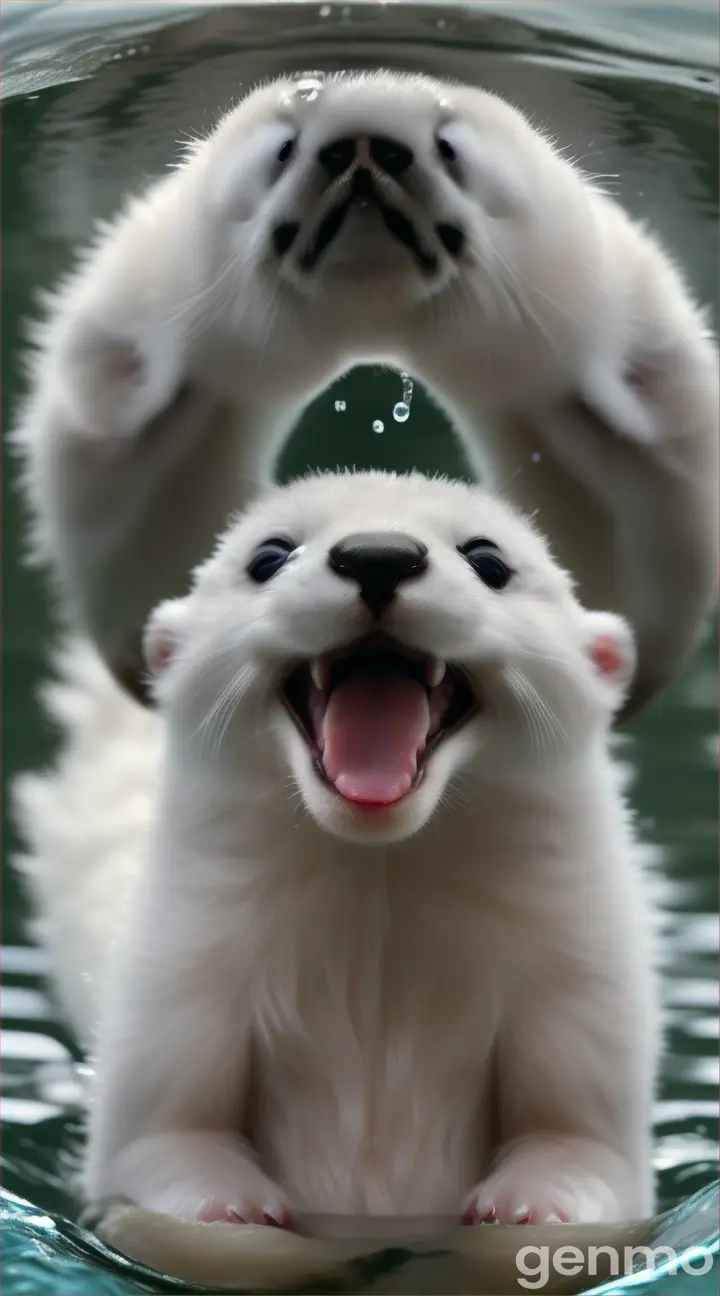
<box><xmin>462</xmin><ymin>1200</ymin><xmax>569</xmax><ymax>1226</ymax></box>
<box><xmin>197</xmin><ymin>1201</ymin><xmax>293</xmax><ymax>1228</ymax></box>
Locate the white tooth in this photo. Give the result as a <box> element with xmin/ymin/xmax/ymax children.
<box><xmin>311</xmin><ymin>659</ymin><xmax>331</xmax><ymax>691</ymax></box>
<box><xmin>428</xmin><ymin>658</ymin><xmax>446</xmax><ymax>688</ymax></box>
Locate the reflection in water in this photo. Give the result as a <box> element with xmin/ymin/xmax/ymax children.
<box><xmin>1</xmin><ymin>2</ymin><xmax>717</xmax><ymax>1290</ymax></box>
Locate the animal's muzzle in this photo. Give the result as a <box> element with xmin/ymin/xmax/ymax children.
<box><xmin>317</xmin><ymin>136</ymin><xmax>414</xmax><ymax>180</ymax></box>
<box><xmin>275</xmin><ymin>136</ymin><xmax>464</xmax><ymax>274</ymax></box>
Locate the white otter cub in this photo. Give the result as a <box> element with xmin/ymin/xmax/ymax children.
<box><xmin>13</xmin><ymin>71</ymin><xmax>718</xmax><ymax>719</ymax></box>
<box><xmin>18</xmin><ymin>473</ymin><xmax>658</xmax><ymax>1226</ymax></box>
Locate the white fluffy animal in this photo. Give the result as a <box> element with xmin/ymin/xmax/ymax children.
<box><xmin>11</xmin><ymin>71</ymin><xmax>718</xmax><ymax>717</ymax></box>
<box><xmin>14</xmin><ymin>472</ymin><xmax>659</xmax><ymax>1229</ymax></box>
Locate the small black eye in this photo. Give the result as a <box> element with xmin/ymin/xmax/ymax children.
<box><xmin>458</xmin><ymin>538</ymin><xmax>513</xmax><ymax>591</ymax></box>
<box><xmin>437</xmin><ymin>135</ymin><xmax>457</xmax><ymax>164</ymax></box>
<box><xmin>277</xmin><ymin>138</ymin><xmax>295</xmax><ymax>165</ymax></box>
<box><xmin>248</xmin><ymin>538</ymin><xmax>297</xmax><ymax>584</ymax></box>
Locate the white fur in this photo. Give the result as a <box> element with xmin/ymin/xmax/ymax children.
<box><xmin>10</xmin><ymin>71</ymin><xmax>717</xmax><ymax>716</ymax></box>
<box><xmin>14</xmin><ymin>473</ymin><xmax>659</xmax><ymax>1227</ymax></box>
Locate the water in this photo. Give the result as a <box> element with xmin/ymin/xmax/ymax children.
<box><xmin>1</xmin><ymin>3</ymin><xmax>718</xmax><ymax>1292</ymax></box>
<box><xmin>393</xmin><ymin>373</ymin><xmax>414</xmax><ymax>423</ymax></box>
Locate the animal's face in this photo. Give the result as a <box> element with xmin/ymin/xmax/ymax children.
<box><xmin>198</xmin><ymin>72</ymin><xmax>561</xmax><ymax>310</ymax></box>
<box><xmin>146</xmin><ymin>473</ymin><xmax>635</xmax><ymax>846</ymax></box>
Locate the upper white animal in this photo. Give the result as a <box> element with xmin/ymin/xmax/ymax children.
<box><xmin>14</xmin><ymin>471</ymin><xmax>659</xmax><ymax>1228</ymax></box>
<box><xmin>11</xmin><ymin>71</ymin><xmax>718</xmax><ymax>717</ymax></box>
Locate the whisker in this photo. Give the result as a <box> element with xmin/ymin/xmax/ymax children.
<box><xmin>487</xmin><ymin>627</ymin><xmax>592</xmax><ymax>691</ymax></box>
<box><xmin>195</xmin><ymin>662</ymin><xmax>256</xmax><ymax>758</ymax></box>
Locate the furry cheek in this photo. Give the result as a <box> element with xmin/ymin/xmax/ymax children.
<box><xmin>202</xmin><ymin>121</ymin><xmax>299</xmax><ymax>224</ymax></box>
<box><xmin>440</xmin><ymin>122</ymin><xmax>532</xmax><ymax>220</ymax></box>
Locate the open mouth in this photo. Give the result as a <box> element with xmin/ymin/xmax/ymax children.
<box><xmin>282</xmin><ymin>634</ymin><xmax>478</xmax><ymax>808</ymax></box>
<box><xmin>298</xmin><ymin>169</ymin><xmax>441</xmax><ymax>275</ymax></box>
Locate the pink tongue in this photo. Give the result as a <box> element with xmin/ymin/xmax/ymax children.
<box><xmin>322</xmin><ymin>670</ymin><xmax>430</xmax><ymax>805</ymax></box>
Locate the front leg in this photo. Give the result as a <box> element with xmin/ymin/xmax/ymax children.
<box><xmin>12</xmin><ymin>161</ymin><xmax>336</xmax><ymax>700</ymax></box>
<box><xmin>84</xmin><ymin>891</ymin><xmax>289</xmax><ymax>1226</ymax></box>
<box><xmin>100</xmin><ymin>1132</ymin><xmax>291</xmax><ymax>1226</ymax></box>
<box><xmin>464</xmin><ymin>956</ymin><xmax>657</xmax><ymax>1225</ymax></box>
<box><xmin>498</xmin><ymin>394</ymin><xmax>717</xmax><ymax>721</ymax></box>
<box><xmin>416</xmin><ymin>185</ymin><xmax>718</xmax><ymax>717</ymax></box>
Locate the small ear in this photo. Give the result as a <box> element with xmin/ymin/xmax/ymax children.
<box><xmin>142</xmin><ymin>598</ymin><xmax>190</xmax><ymax>680</ymax></box>
<box><xmin>581</xmin><ymin>356</ymin><xmax>657</xmax><ymax>447</ymax></box>
<box><xmin>584</xmin><ymin>611</ymin><xmax>637</xmax><ymax>701</ymax></box>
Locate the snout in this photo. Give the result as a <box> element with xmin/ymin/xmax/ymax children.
<box><xmin>328</xmin><ymin>531</ymin><xmax>428</xmax><ymax>616</ymax></box>
<box><xmin>317</xmin><ymin>136</ymin><xmax>414</xmax><ymax>180</ymax></box>
<box><xmin>274</xmin><ymin>121</ymin><xmax>465</xmax><ymax>276</ymax></box>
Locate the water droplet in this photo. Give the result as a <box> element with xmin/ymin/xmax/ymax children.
<box><xmin>373</xmin><ymin>419</ymin><xmax>384</xmax><ymax>434</ymax></box>
<box><xmin>294</xmin><ymin>77</ymin><xmax>324</xmax><ymax>103</ymax></box>
<box><xmin>531</xmin><ymin>452</ymin><xmax>542</xmax><ymax>463</ymax></box>
<box><xmin>319</xmin><ymin>2</ymin><xmax>331</xmax><ymax>13</ymax></box>
<box><xmin>395</xmin><ymin>370</ymin><xmax>414</xmax><ymax>419</ymax></box>
<box><xmin>334</xmin><ymin>399</ymin><xmax>346</xmax><ymax>412</ymax></box>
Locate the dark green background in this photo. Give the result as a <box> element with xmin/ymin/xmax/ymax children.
<box><xmin>2</xmin><ymin>3</ymin><xmax>717</xmax><ymax>1275</ymax></box>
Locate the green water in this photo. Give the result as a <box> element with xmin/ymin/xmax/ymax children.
<box><xmin>1</xmin><ymin>3</ymin><xmax>718</xmax><ymax>1292</ymax></box>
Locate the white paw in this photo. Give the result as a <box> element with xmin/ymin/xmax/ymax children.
<box><xmin>58</xmin><ymin>314</ymin><xmax>184</xmax><ymax>442</ymax></box>
<box><xmin>196</xmin><ymin>1197</ymin><xmax>292</xmax><ymax>1228</ymax></box>
<box><xmin>462</xmin><ymin>1138</ymin><xmax>626</xmax><ymax>1225</ymax></box>
<box><xmin>106</xmin><ymin>1131</ymin><xmax>292</xmax><ymax>1227</ymax></box>
<box><xmin>463</xmin><ymin>1186</ymin><xmax>570</xmax><ymax>1226</ymax></box>
<box><xmin>59</xmin><ymin>326</ymin><xmax>147</xmax><ymax>439</ymax></box>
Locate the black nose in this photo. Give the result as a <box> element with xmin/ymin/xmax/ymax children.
<box><xmin>369</xmin><ymin>136</ymin><xmax>414</xmax><ymax>177</ymax></box>
<box><xmin>317</xmin><ymin>136</ymin><xmax>414</xmax><ymax>180</ymax></box>
<box><xmin>328</xmin><ymin>532</ymin><xmax>428</xmax><ymax>614</ymax></box>
<box><xmin>317</xmin><ymin>138</ymin><xmax>356</xmax><ymax>178</ymax></box>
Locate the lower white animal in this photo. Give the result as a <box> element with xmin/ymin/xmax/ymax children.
<box><xmin>14</xmin><ymin>472</ymin><xmax>659</xmax><ymax>1228</ymax></box>
<box><xmin>11</xmin><ymin>71</ymin><xmax>718</xmax><ymax>718</ymax></box>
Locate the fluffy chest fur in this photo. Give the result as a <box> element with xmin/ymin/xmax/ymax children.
<box><xmin>247</xmin><ymin>859</ymin><xmax>500</xmax><ymax>1208</ymax></box>
<box><xmin>161</xmin><ymin>783</ymin><xmax>623</xmax><ymax>1215</ymax></box>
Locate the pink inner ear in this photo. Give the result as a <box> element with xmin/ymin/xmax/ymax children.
<box><xmin>149</xmin><ymin>633</ymin><xmax>173</xmax><ymax>674</ymax></box>
<box><xmin>591</xmin><ymin>633</ymin><xmax>625</xmax><ymax>679</ymax></box>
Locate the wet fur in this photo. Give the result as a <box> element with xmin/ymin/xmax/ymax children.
<box><xmin>10</xmin><ymin>71</ymin><xmax>718</xmax><ymax>716</ymax></box>
<box><xmin>14</xmin><ymin>473</ymin><xmax>659</xmax><ymax>1226</ymax></box>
